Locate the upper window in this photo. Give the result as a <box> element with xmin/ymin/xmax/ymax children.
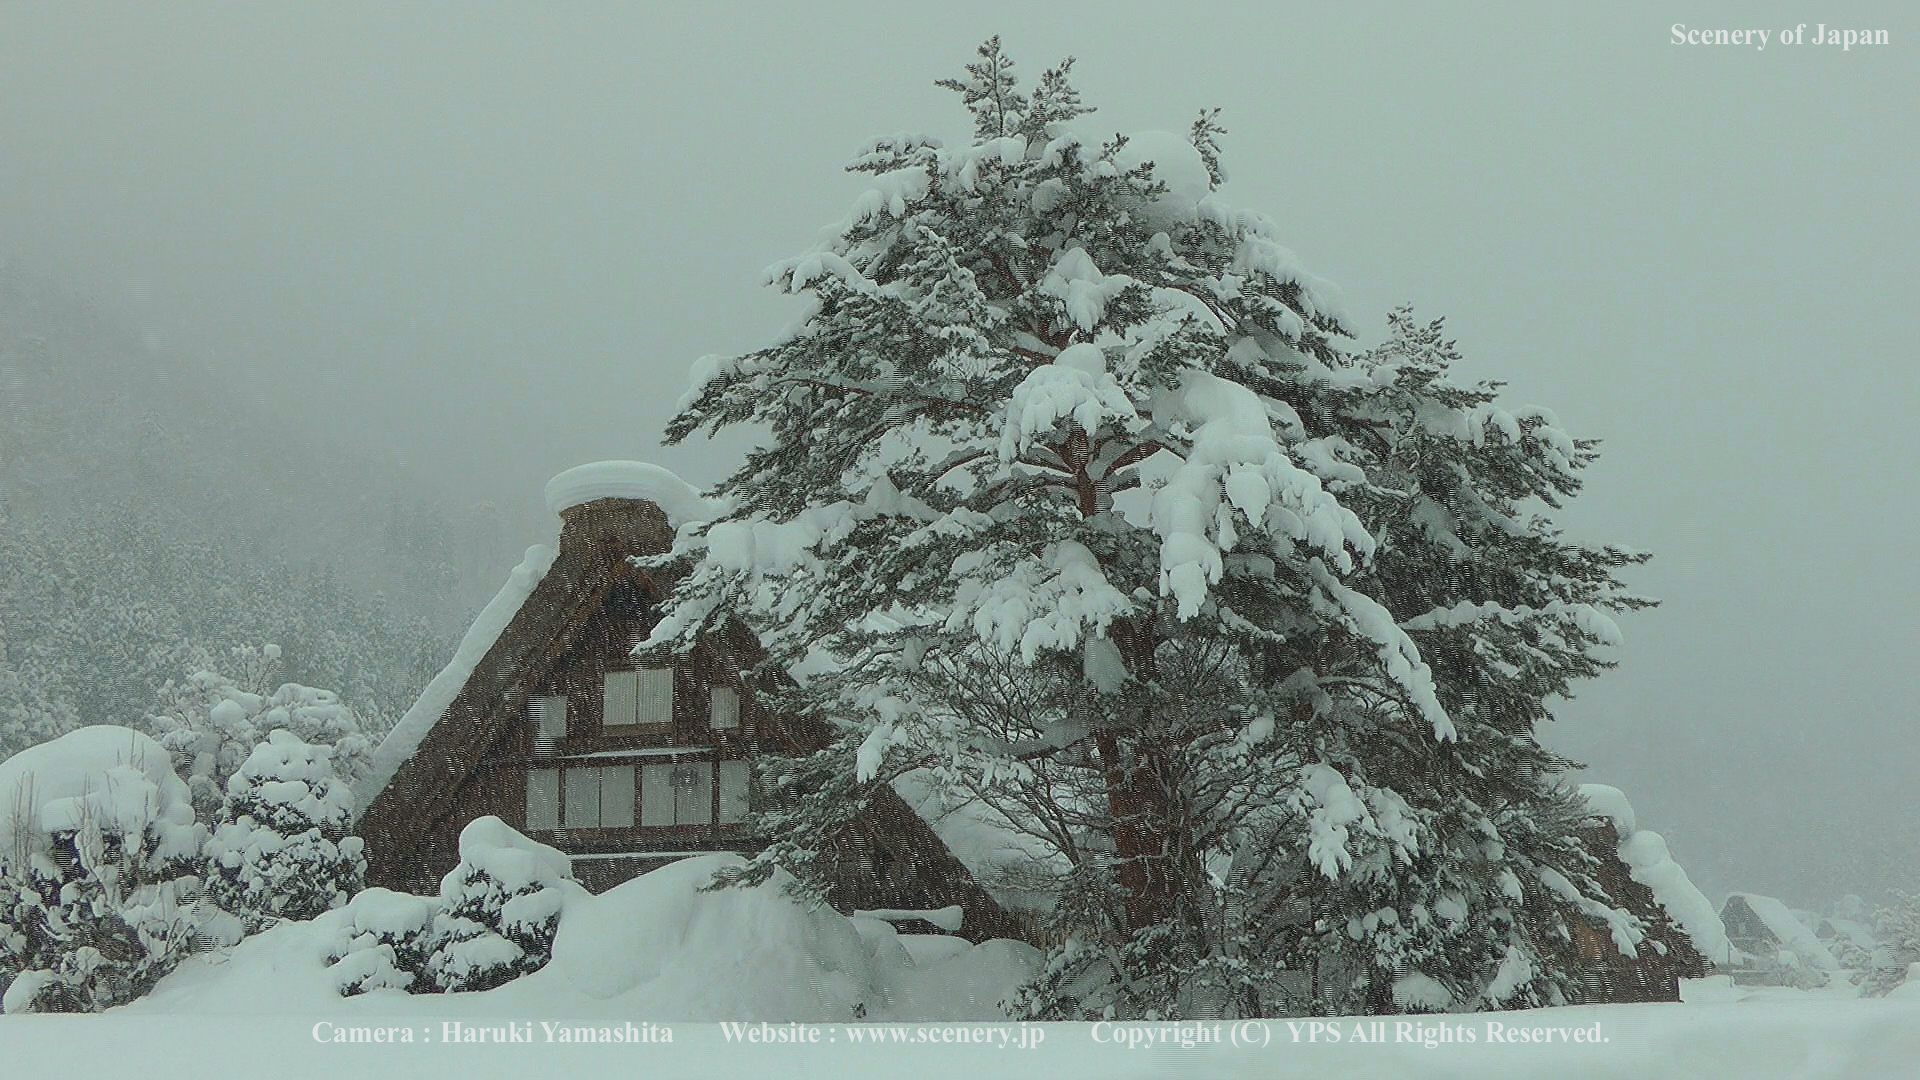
<box><xmin>529</xmin><ymin>694</ymin><xmax>567</xmax><ymax>748</ymax></box>
<box><xmin>604</xmin><ymin>667</ymin><xmax>674</xmax><ymax>730</ymax></box>
<box><xmin>710</xmin><ymin>685</ymin><xmax>740</xmax><ymax>730</ymax></box>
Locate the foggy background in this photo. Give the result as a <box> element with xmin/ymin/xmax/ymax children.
<box><xmin>2</xmin><ymin>3</ymin><xmax>1914</xmax><ymax>910</ymax></box>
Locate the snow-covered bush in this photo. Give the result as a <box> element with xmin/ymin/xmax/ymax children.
<box><xmin>323</xmin><ymin>887</ymin><xmax>437</xmax><ymax>996</ymax></box>
<box><xmin>0</xmin><ymin>726</ymin><xmax>211</xmax><ymax>1013</ymax></box>
<box><xmin>145</xmin><ymin>645</ymin><xmax>374</xmax><ymax>820</ymax></box>
<box><xmin>203</xmin><ymin>730</ymin><xmax>365</xmax><ymax>932</ymax></box>
<box><xmin>1864</xmin><ymin>890</ymin><xmax>1920</xmax><ymax>997</ymax></box>
<box><xmin>422</xmin><ymin>817</ymin><xmax>577</xmax><ymax>993</ymax></box>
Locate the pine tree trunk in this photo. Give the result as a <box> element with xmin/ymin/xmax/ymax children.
<box><xmin>1094</xmin><ymin>731</ymin><xmax>1177</xmax><ymax>934</ymax></box>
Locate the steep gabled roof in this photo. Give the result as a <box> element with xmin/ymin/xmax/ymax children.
<box><xmin>351</xmin><ymin>473</ymin><xmax>1023</xmax><ymax>941</ymax></box>
<box><xmin>354</xmin><ymin>496</ymin><xmax>679</xmax><ymax>886</ymax></box>
<box><xmin>1721</xmin><ymin>893</ymin><xmax>1839</xmax><ymax>970</ymax></box>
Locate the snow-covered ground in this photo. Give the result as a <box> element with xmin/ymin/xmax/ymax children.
<box><xmin>8</xmin><ymin>847</ymin><xmax>1918</xmax><ymax>1077</ymax></box>
<box><xmin>3</xmin><ymin>786</ymin><xmax>1911</xmax><ymax>1077</ymax></box>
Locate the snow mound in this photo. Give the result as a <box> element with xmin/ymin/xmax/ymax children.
<box><xmin>132</xmin><ymin>852</ymin><xmax>1044</xmax><ymax>1021</ymax></box>
<box><xmin>543</xmin><ymin>460</ymin><xmax>724</xmax><ymax>524</ymax></box>
<box><xmin>549</xmin><ymin>854</ymin><xmax>877</xmax><ymax>1015</ymax></box>
<box><xmin>0</xmin><ymin>726</ymin><xmax>199</xmax><ymax>865</ymax></box>
<box><xmin>351</xmin><ymin>544</ymin><xmax>558</xmax><ymax>815</ymax></box>
<box><xmin>450</xmin><ymin>815</ymin><xmax>572</xmax><ymax>894</ymax></box>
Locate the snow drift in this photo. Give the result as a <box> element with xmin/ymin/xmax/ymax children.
<box><xmin>127</xmin><ymin>848</ymin><xmax>1041</xmax><ymax>1021</ymax></box>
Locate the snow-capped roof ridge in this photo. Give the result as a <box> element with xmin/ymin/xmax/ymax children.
<box><xmin>542</xmin><ymin>460</ymin><xmax>726</xmax><ymax>525</ymax></box>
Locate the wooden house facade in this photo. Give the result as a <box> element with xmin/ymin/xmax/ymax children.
<box><xmin>353</xmin><ymin>470</ymin><xmax>1021</xmax><ymax>941</ymax></box>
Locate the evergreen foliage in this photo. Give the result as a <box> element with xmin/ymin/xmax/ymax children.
<box><xmin>421</xmin><ymin>818</ymin><xmax>571</xmax><ymax>993</ymax></box>
<box><xmin>0</xmin><ymin>728</ymin><xmax>209</xmax><ymax>1013</ymax></box>
<box><xmin>203</xmin><ymin>730</ymin><xmax>366</xmax><ymax>932</ymax></box>
<box><xmin>656</xmin><ymin>40</ymin><xmax>1656</xmax><ymax>1018</ymax></box>
<box><xmin>0</xmin><ymin>509</ymin><xmax>451</xmax><ymax>760</ymax></box>
<box><xmin>144</xmin><ymin>645</ymin><xmax>376</xmax><ymax>822</ymax></box>
<box><xmin>1864</xmin><ymin>890</ymin><xmax>1920</xmax><ymax>997</ymax></box>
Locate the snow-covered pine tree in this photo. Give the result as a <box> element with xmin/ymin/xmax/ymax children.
<box><xmin>0</xmin><ymin>618</ymin><xmax>78</xmax><ymax>761</ymax></box>
<box><xmin>0</xmin><ymin>728</ymin><xmax>208</xmax><ymax>1013</ymax></box>
<box><xmin>422</xmin><ymin>817</ymin><xmax>573</xmax><ymax>993</ymax></box>
<box><xmin>203</xmin><ymin>729</ymin><xmax>365</xmax><ymax>932</ymax></box>
<box><xmin>145</xmin><ymin>646</ymin><xmax>374</xmax><ymax>821</ymax></box>
<box><xmin>653</xmin><ymin>40</ymin><xmax>1646</xmax><ymax>1018</ymax></box>
<box><xmin>1864</xmin><ymin>890</ymin><xmax>1920</xmax><ymax>996</ymax></box>
<box><xmin>1262</xmin><ymin>308</ymin><xmax>1659</xmax><ymax>1011</ymax></box>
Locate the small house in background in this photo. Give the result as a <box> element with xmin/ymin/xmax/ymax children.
<box><xmin>1561</xmin><ymin>785</ymin><xmax>1719</xmax><ymax>1002</ymax></box>
<box><xmin>351</xmin><ymin>462</ymin><xmax>1020</xmax><ymax>942</ymax></box>
<box><xmin>1719</xmin><ymin>893</ymin><xmax>1840</xmax><ymax>987</ymax></box>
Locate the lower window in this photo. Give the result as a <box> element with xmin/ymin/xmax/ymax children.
<box><xmin>526</xmin><ymin>760</ymin><xmax>748</xmax><ymax>830</ymax></box>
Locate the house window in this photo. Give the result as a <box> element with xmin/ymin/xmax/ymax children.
<box><xmin>526</xmin><ymin>768</ymin><xmax>560</xmax><ymax>830</ymax></box>
<box><xmin>603</xmin><ymin>668</ymin><xmax>674</xmax><ymax>729</ymax></box>
<box><xmin>603</xmin><ymin>671</ymin><xmax>639</xmax><ymax>727</ymax></box>
<box><xmin>638</xmin><ymin>667</ymin><xmax>674</xmax><ymax>726</ymax></box>
<box><xmin>718</xmin><ymin>760</ymin><xmax>749</xmax><ymax>824</ymax></box>
<box><xmin>638</xmin><ymin>761</ymin><xmax>712</xmax><ymax>825</ymax></box>
<box><xmin>529</xmin><ymin>694</ymin><xmax>567</xmax><ymax>752</ymax></box>
<box><xmin>563</xmin><ymin>767</ymin><xmax>599</xmax><ymax>827</ymax></box>
<box><xmin>710</xmin><ymin>685</ymin><xmax>740</xmax><ymax>730</ymax></box>
<box><xmin>559</xmin><ymin>766</ymin><xmax>636</xmax><ymax>829</ymax></box>
<box><xmin>672</xmin><ymin>762</ymin><xmax>713</xmax><ymax>825</ymax></box>
<box><xmin>640</xmin><ymin>764</ymin><xmax>676</xmax><ymax>826</ymax></box>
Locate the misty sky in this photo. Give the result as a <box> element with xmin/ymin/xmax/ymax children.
<box><xmin>3</xmin><ymin>2</ymin><xmax>1915</xmax><ymax>907</ymax></box>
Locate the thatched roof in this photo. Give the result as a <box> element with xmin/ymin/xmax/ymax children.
<box><xmin>355</xmin><ymin>496</ymin><xmax>678</xmax><ymax>887</ymax></box>
<box><xmin>353</xmin><ymin>489</ymin><xmax>1022</xmax><ymax>942</ymax></box>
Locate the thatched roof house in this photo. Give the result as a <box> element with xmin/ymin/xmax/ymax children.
<box><xmin>1561</xmin><ymin>784</ymin><xmax>1719</xmax><ymax>1002</ymax></box>
<box><xmin>351</xmin><ymin>462</ymin><xmax>1020</xmax><ymax>941</ymax></box>
<box><xmin>1719</xmin><ymin>893</ymin><xmax>1839</xmax><ymax>985</ymax></box>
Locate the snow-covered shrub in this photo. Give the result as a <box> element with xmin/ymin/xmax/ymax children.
<box><xmin>422</xmin><ymin>817</ymin><xmax>576</xmax><ymax>993</ymax></box>
<box><xmin>145</xmin><ymin>645</ymin><xmax>374</xmax><ymax>820</ymax></box>
<box><xmin>323</xmin><ymin>887</ymin><xmax>437</xmax><ymax>995</ymax></box>
<box><xmin>203</xmin><ymin>730</ymin><xmax>365</xmax><ymax>932</ymax></box>
<box><xmin>0</xmin><ymin>726</ymin><xmax>210</xmax><ymax>1013</ymax></box>
<box><xmin>1863</xmin><ymin>890</ymin><xmax>1920</xmax><ymax>997</ymax></box>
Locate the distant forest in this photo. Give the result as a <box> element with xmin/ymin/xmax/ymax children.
<box><xmin>0</xmin><ymin>268</ymin><xmax>518</xmax><ymax>756</ymax></box>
